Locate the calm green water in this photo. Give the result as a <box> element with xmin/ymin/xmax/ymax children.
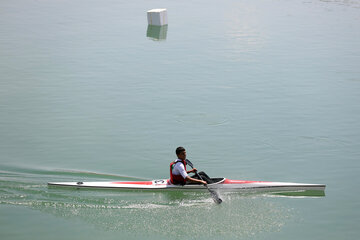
<box><xmin>1</xmin><ymin>0</ymin><xmax>359</xmax><ymax>239</ymax></box>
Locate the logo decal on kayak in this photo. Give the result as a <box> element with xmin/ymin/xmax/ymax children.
<box><xmin>154</xmin><ymin>180</ymin><xmax>166</xmax><ymax>184</ymax></box>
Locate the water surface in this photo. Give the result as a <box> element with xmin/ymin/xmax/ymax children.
<box><xmin>1</xmin><ymin>0</ymin><xmax>359</xmax><ymax>239</ymax></box>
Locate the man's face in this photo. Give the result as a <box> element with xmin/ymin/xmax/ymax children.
<box><xmin>177</xmin><ymin>151</ymin><xmax>187</xmax><ymax>160</ymax></box>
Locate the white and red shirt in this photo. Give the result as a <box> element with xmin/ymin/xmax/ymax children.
<box><xmin>172</xmin><ymin>159</ymin><xmax>188</xmax><ymax>179</ymax></box>
<box><xmin>170</xmin><ymin>159</ymin><xmax>188</xmax><ymax>184</ymax></box>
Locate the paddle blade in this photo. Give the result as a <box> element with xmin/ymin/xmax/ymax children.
<box><xmin>208</xmin><ymin>187</ymin><xmax>222</xmax><ymax>204</ymax></box>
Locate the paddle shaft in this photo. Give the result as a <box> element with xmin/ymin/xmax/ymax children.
<box><xmin>194</xmin><ymin>171</ymin><xmax>212</xmax><ymax>191</ymax></box>
<box><xmin>185</xmin><ymin>159</ymin><xmax>222</xmax><ymax>204</ymax></box>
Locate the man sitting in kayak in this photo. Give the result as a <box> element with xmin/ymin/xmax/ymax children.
<box><xmin>170</xmin><ymin>147</ymin><xmax>209</xmax><ymax>185</ymax></box>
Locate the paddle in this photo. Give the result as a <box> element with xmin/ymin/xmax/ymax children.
<box><xmin>185</xmin><ymin>159</ymin><xmax>223</xmax><ymax>204</ymax></box>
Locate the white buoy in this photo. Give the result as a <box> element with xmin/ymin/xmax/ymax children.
<box><xmin>147</xmin><ymin>9</ymin><xmax>168</xmax><ymax>26</ymax></box>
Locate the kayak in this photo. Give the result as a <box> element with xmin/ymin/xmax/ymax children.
<box><xmin>48</xmin><ymin>178</ymin><xmax>326</xmax><ymax>192</ymax></box>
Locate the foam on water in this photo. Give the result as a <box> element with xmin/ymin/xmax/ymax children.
<box><xmin>0</xmin><ymin>164</ymin><xmax>296</xmax><ymax>239</ymax></box>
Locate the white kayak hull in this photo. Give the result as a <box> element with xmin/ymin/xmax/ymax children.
<box><xmin>48</xmin><ymin>178</ymin><xmax>326</xmax><ymax>192</ymax></box>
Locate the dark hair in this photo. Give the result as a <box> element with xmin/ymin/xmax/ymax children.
<box><xmin>176</xmin><ymin>146</ymin><xmax>186</xmax><ymax>155</ymax></box>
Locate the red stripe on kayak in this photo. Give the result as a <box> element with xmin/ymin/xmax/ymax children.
<box><xmin>111</xmin><ymin>181</ymin><xmax>153</xmax><ymax>185</ymax></box>
<box><xmin>223</xmin><ymin>179</ymin><xmax>269</xmax><ymax>184</ymax></box>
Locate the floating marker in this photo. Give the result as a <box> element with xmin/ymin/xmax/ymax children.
<box><xmin>147</xmin><ymin>9</ymin><xmax>168</xmax><ymax>26</ymax></box>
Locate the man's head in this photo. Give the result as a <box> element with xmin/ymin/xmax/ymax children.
<box><xmin>176</xmin><ymin>146</ymin><xmax>186</xmax><ymax>160</ymax></box>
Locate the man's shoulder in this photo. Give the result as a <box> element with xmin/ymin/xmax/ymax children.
<box><xmin>173</xmin><ymin>160</ymin><xmax>185</xmax><ymax>167</ymax></box>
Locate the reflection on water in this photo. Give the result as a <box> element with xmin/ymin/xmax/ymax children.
<box><xmin>146</xmin><ymin>25</ymin><xmax>168</xmax><ymax>41</ymax></box>
<box><xmin>0</xmin><ymin>165</ymin><xmax>329</xmax><ymax>239</ymax></box>
<box><xmin>270</xmin><ymin>190</ymin><xmax>325</xmax><ymax>198</ymax></box>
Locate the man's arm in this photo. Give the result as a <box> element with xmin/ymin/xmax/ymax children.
<box><xmin>185</xmin><ymin>176</ymin><xmax>207</xmax><ymax>185</ymax></box>
<box><xmin>176</xmin><ymin>163</ymin><xmax>206</xmax><ymax>185</ymax></box>
<box><xmin>186</xmin><ymin>168</ymin><xmax>198</xmax><ymax>174</ymax></box>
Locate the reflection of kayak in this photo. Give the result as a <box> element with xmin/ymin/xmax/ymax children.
<box><xmin>48</xmin><ymin>178</ymin><xmax>326</xmax><ymax>192</ymax></box>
